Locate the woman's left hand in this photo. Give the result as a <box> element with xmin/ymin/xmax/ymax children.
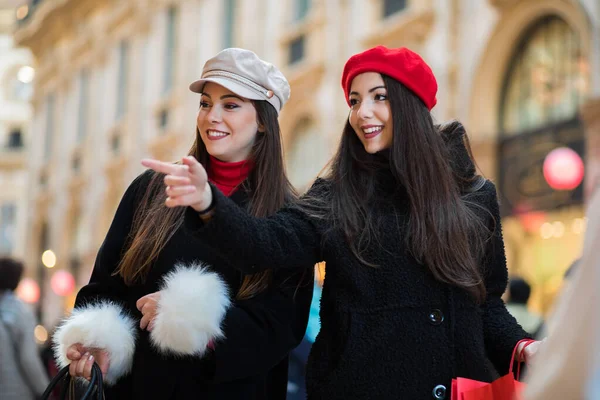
<box><xmin>136</xmin><ymin>292</ymin><xmax>161</xmax><ymax>331</ymax></box>
<box><xmin>518</xmin><ymin>339</ymin><xmax>546</xmax><ymax>364</ymax></box>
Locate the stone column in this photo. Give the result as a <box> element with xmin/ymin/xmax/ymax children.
<box><xmin>581</xmin><ymin>98</ymin><xmax>600</xmax><ymax>202</ymax></box>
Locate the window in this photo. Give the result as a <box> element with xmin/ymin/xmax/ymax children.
<box><xmin>36</xmin><ymin>222</ymin><xmax>49</xmax><ymax>319</ymax></box>
<box><xmin>6</xmin><ymin>128</ymin><xmax>23</xmax><ymax>150</ymax></box>
<box><xmin>223</xmin><ymin>0</ymin><xmax>236</xmax><ymax>49</ymax></box>
<box><xmin>286</xmin><ymin>118</ymin><xmax>329</xmax><ymax>190</ymax></box>
<box><xmin>69</xmin><ymin>208</ymin><xmax>85</xmax><ymax>280</ymax></box>
<box><xmin>288</xmin><ymin>35</ymin><xmax>305</xmax><ymax>65</ymax></box>
<box><xmin>500</xmin><ymin>16</ymin><xmax>589</xmax><ymax>135</ymax></box>
<box><xmin>159</xmin><ymin>109</ymin><xmax>169</xmax><ymax>130</ymax></box>
<box><xmin>164</xmin><ymin>6</ymin><xmax>178</xmax><ymax>94</ymax></box>
<box><xmin>293</xmin><ymin>0</ymin><xmax>310</xmax><ymax>22</ymax></box>
<box><xmin>383</xmin><ymin>0</ymin><xmax>407</xmax><ymax>18</ymax></box>
<box><xmin>111</xmin><ymin>133</ymin><xmax>121</xmax><ymax>155</ymax></box>
<box><xmin>77</xmin><ymin>69</ymin><xmax>89</xmax><ymax>142</ymax></box>
<box><xmin>71</xmin><ymin>153</ymin><xmax>81</xmax><ymax>172</ymax></box>
<box><xmin>116</xmin><ymin>40</ymin><xmax>129</xmax><ymax>120</ymax></box>
<box><xmin>0</xmin><ymin>203</ymin><xmax>16</xmax><ymax>254</ymax></box>
<box><xmin>44</xmin><ymin>94</ymin><xmax>55</xmax><ymax>161</ymax></box>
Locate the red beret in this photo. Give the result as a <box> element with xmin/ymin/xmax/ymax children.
<box><xmin>341</xmin><ymin>46</ymin><xmax>438</xmax><ymax>110</ymax></box>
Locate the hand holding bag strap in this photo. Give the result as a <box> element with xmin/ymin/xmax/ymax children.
<box><xmin>510</xmin><ymin>338</ymin><xmax>536</xmax><ymax>381</ymax></box>
<box><xmin>41</xmin><ymin>362</ymin><xmax>104</xmax><ymax>400</ymax></box>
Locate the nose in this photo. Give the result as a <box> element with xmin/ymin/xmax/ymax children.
<box><xmin>356</xmin><ymin>100</ymin><xmax>374</xmax><ymax>120</ymax></box>
<box><xmin>205</xmin><ymin>105</ymin><xmax>222</xmax><ymax>124</ymax></box>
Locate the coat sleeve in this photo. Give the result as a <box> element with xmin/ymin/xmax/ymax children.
<box><xmin>52</xmin><ymin>172</ymin><xmax>152</xmax><ymax>385</ymax></box>
<box><xmin>184</xmin><ymin>180</ymin><xmax>327</xmax><ymax>274</ymax></box>
<box><xmin>478</xmin><ymin>180</ymin><xmax>530</xmax><ymax>374</ymax></box>
<box><xmin>205</xmin><ymin>267</ymin><xmax>314</xmax><ymax>384</ymax></box>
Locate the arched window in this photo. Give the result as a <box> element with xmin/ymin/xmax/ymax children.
<box><xmin>500</xmin><ymin>16</ymin><xmax>589</xmax><ymax>135</ymax></box>
<box><xmin>286</xmin><ymin>117</ymin><xmax>330</xmax><ymax>190</ymax></box>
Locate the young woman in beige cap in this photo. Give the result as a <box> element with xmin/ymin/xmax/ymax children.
<box><xmin>51</xmin><ymin>48</ymin><xmax>313</xmax><ymax>399</ymax></box>
<box><xmin>144</xmin><ymin>46</ymin><xmax>545</xmax><ymax>399</ymax></box>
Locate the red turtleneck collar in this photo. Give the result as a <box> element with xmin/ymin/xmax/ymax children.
<box><xmin>207</xmin><ymin>155</ymin><xmax>253</xmax><ymax>197</ymax></box>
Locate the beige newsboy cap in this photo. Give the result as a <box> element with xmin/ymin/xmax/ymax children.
<box><xmin>189</xmin><ymin>48</ymin><xmax>291</xmax><ymax>114</ymax></box>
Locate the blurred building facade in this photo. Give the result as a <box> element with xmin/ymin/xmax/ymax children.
<box><xmin>11</xmin><ymin>0</ymin><xmax>600</xmax><ymax>326</ymax></box>
<box><xmin>0</xmin><ymin>1</ymin><xmax>33</xmax><ymax>260</ymax></box>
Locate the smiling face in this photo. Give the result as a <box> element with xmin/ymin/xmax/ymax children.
<box><xmin>197</xmin><ymin>82</ymin><xmax>261</xmax><ymax>162</ymax></box>
<box><xmin>348</xmin><ymin>72</ymin><xmax>393</xmax><ymax>154</ymax></box>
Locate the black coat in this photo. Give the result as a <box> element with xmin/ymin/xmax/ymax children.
<box><xmin>187</xmin><ymin>145</ymin><xmax>529</xmax><ymax>399</ymax></box>
<box><xmin>56</xmin><ymin>171</ymin><xmax>313</xmax><ymax>400</ymax></box>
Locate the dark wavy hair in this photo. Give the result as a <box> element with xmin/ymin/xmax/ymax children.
<box><xmin>304</xmin><ymin>75</ymin><xmax>490</xmax><ymax>302</ymax></box>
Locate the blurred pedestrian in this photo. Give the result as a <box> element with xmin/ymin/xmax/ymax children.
<box><xmin>506</xmin><ymin>277</ymin><xmax>544</xmax><ymax>337</ymax></box>
<box><xmin>143</xmin><ymin>46</ymin><xmax>543</xmax><ymax>398</ymax></box>
<box><xmin>52</xmin><ymin>48</ymin><xmax>313</xmax><ymax>399</ymax></box>
<box><xmin>0</xmin><ymin>257</ymin><xmax>49</xmax><ymax>400</ymax></box>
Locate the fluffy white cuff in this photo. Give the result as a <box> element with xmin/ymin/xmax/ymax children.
<box><xmin>52</xmin><ymin>301</ymin><xmax>137</xmax><ymax>385</ymax></box>
<box><xmin>150</xmin><ymin>263</ymin><xmax>231</xmax><ymax>356</ymax></box>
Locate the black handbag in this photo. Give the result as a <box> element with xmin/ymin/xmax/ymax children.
<box><xmin>41</xmin><ymin>362</ymin><xmax>104</xmax><ymax>400</ymax></box>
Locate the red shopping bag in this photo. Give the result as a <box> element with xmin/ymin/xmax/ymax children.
<box><xmin>451</xmin><ymin>339</ymin><xmax>535</xmax><ymax>400</ymax></box>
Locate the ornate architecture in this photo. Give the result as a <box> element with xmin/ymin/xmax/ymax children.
<box><xmin>12</xmin><ymin>0</ymin><xmax>600</xmax><ymax>325</ymax></box>
<box><xmin>0</xmin><ymin>2</ymin><xmax>33</xmax><ymax>260</ymax></box>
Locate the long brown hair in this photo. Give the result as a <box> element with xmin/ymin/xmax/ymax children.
<box><xmin>306</xmin><ymin>75</ymin><xmax>489</xmax><ymax>302</ymax></box>
<box><xmin>116</xmin><ymin>100</ymin><xmax>296</xmax><ymax>300</ymax></box>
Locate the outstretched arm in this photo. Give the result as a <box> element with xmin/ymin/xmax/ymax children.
<box><xmin>142</xmin><ymin>156</ymin><xmax>325</xmax><ymax>273</ymax></box>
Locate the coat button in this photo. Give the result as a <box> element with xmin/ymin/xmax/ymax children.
<box><xmin>432</xmin><ymin>384</ymin><xmax>447</xmax><ymax>399</ymax></box>
<box><xmin>428</xmin><ymin>309</ymin><xmax>444</xmax><ymax>325</ymax></box>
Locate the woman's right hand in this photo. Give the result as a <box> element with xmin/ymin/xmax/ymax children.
<box><xmin>66</xmin><ymin>343</ymin><xmax>110</xmax><ymax>381</ymax></box>
<box><xmin>141</xmin><ymin>156</ymin><xmax>213</xmax><ymax>212</ymax></box>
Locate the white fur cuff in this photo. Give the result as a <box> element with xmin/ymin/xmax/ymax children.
<box><xmin>53</xmin><ymin>302</ymin><xmax>137</xmax><ymax>385</ymax></box>
<box><xmin>150</xmin><ymin>263</ymin><xmax>231</xmax><ymax>356</ymax></box>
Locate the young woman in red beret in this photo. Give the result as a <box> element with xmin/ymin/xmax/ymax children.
<box><xmin>51</xmin><ymin>48</ymin><xmax>313</xmax><ymax>399</ymax></box>
<box><xmin>143</xmin><ymin>46</ymin><xmax>542</xmax><ymax>399</ymax></box>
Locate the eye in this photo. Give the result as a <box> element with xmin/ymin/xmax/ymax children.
<box><xmin>224</xmin><ymin>103</ymin><xmax>240</xmax><ymax>110</ymax></box>
<box><xmin>374</xmin><ymin>94</ymin><xmax>387</xmax><ymax>101</ymax></box>
<box><xmin>199</xmin><ymin>101</ymin><xmax>211</xmax><ymax>109</ymax></box>
<box><xmin>349</xmin><ymin>98</ymin><xmax>359</xmax><ymax>108</ymax></box>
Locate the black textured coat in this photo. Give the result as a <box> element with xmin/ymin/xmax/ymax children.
<box><xmin>74</xmin><ymin>171</ymin><xmax>313</xmax><ymax>399</ymax></box>
<box><xmin>187</xmin><ymin>126</ymin><xmax>530</xmax><ymax>399</ymax></box>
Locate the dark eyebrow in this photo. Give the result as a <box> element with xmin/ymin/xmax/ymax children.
<box><xmin>349</xmin><ymin>86</ymin><xmax>386</xmax><ymax>96</ymax></box>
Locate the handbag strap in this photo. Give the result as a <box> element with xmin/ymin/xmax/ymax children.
<box><xmin>92</xmin><ymin>363</ymin><xmax>104</xmax><ymax>400</ymax></box>
<box><xmin>509</xmin><ymin>338</ymin><xmax>536</xmax><ymax>380</ymax></box>
<box><xmin>41</xmin><ymin>362</ymin><xmax>104</xmax><ymax>400</ymax></box>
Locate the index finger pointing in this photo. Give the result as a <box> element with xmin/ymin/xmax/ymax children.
<box><xmin>141</xmin><ymin>159</ymin><xmax>188</xmax><ymax>176</ymax></box>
